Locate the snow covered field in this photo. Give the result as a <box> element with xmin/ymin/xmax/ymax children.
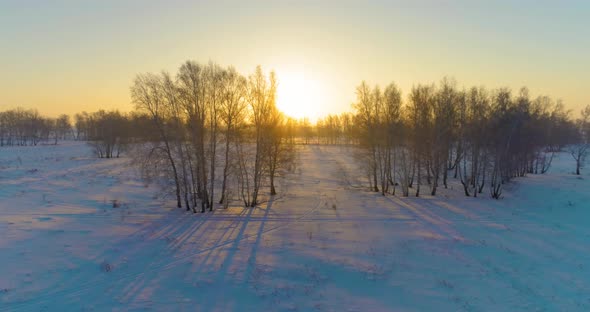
<box><xmin>0</xmin><ymin>142</ymin><xmax>589</xmax><ymax>311</ymax></box>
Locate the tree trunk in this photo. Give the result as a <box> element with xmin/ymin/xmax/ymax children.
<box><xmin>415</xmin><ymin>158</ymin><xmax>421</xmax><ymax>197</ymax></box>
<box><xmin>219</xmin><ymin>126</ymin><xmax>232</xmax><ymax>204</ymax></box>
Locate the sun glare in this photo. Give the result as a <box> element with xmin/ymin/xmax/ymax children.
<box><xmin>276</xmin><ymin>70</ymin><xmax>325</xmax><ymax>122</ymax></box>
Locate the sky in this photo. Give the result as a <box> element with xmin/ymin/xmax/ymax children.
<box><xmin>1</xmin><ymin>0</ymin><xmax>589</xmax><ymax>120</ymax></box>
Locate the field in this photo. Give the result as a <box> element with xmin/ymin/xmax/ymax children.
<box><xmin>1</xmin><ymin>142</ymin><xmax>589</xmax><ymax>311</ymax></box>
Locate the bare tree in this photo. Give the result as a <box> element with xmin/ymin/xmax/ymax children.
<box><xmin>408</xmin><ymin>84</ymin><xmax>436</xmax><ymax>197</ymax></box>
<box><xmin>267</xmin><ymin>110</ymin><xmax>296</xmax><ymax>195</ymax></box>
<box><xmin>218</xmin><ymin>67</ymin><xmax>247</xmax><ymax>205</ymax></box>
<box><xmin>86</xmin><ymin>110</ymin><xmax>129</xmax><ymax>159</ymax></box>
<box><xmin>353</xmin><ymin>81</ymin><xmax>380</xmax><ymax>192</ymax></box>
<box><xmin>178</xmin><ymin>61</ymin><xmax>210</xmax><ymax>212</ymax></box>
<box><xmin>569</xmin><ymin>105</ymin><xmax>590</xmax><ymax>175</ymax></box>
<box><xmin>242</xmin><ymin>65</ymin><xmax>278</xmax><ymax>206</ymax></box>
<box><xmin>132</xmin><ymin>73</ymin><xmax>183</xmax><ymax>209</ymax></box>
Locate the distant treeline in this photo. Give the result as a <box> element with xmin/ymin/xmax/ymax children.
<box><xmin>0</xmin><ymin>108</ymin><xmax>71</xmax><ymax>146</ymax></box>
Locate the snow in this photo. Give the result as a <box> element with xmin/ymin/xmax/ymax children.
<box><xmin>1</xmin><ymin>142</ymin><xmax>589</xmax><ymax>311</ymax></box>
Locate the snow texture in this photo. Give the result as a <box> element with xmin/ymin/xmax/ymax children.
<box><xmin>0</xmin><ymin>142</ymin><xmax>589</xmax><ymax>311</ymax></box>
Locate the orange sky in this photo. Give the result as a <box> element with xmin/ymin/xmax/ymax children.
<box><xmin>1</xmin><ymin>1</ymin><xmax>589</xmax><ymax>119</ymax></box>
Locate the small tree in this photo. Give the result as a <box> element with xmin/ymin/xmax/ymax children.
<box><xmin>267</xmin><ymin>110</ymin><xmax>296</xmax><ymax>195</ymax></box>
<box><xmin>569</xmin><ymin>105</ymin><xmax>590</xmax><ymax>175</ymax></box>
<box><xmin>87</xmin><ymin>110</ymin><xmax>130</xmax><ymax>159</ymax></box>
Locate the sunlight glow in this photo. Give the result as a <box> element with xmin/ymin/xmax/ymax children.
<box><xmin>276</xmin><ymin>70</ymin><xmax>326</xmax><ymax>122</ymax></box>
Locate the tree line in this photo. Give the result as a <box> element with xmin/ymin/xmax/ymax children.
<box><xmin>349</xmin><ymin>78</ymin><xmax>589</xmax><ymax>199</ymax></box>
<box><xmin>0</xmin><ymin>108</ymin><xmax>143</xmax><ymax>159</ymax></box>
<box><xmin>0</xmin><ymin>108</ymin><xmax>71</xmax><ymax>146</ymax></box>
<box><xmin>2</xmin><ymin>69</ymin><xmax>588</xmax><ymax>205</ymax></box>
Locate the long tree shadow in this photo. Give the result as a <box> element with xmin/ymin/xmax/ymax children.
<box><xmin>245</xmin><ymin>197</ymin><xmax>273</xmax><ymax>277</ymax></box>
<box><xmin>199</xmin><ymin>198</ymin><xmax>273</xmax><ymax>311</ymax></box>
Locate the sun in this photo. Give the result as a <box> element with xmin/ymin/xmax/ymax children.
<box><xmin>276</xmin><ymin>70</ymin><xmax>325</xmax><ymax>122</ymax></box>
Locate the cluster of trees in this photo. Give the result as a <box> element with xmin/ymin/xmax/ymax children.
<box><xmin>313</xmin><ymin>114</ymin><xmax>356</xmax><ymax>145</ymax></box>
<box><xmin>75</xmin><ymin>110</ymin><xmax>161</xmax><ymax>158</ymax></box>
<box><xmin>0</xmin><ymin>108</ymin><xmax>71</xmax><ymax>146</ymax></box>
<box><xmin>130</xmin><ymin>61</ymin><xmax>295</xmax><ymax>212</ymax></box>
<box><xmin>569</xmin><ymin>105</ymin><xmax>590</xmax><ymax>175</ymax></box>
<box><xmin>74</xmin><ymin>110</ymin><xmax>138</xmax><ymax>158</ymax></box>
<box><xmin>259</xmin><ymin>114</ymin><xmax>357</xmax><ymax>145</ymax></box>
<box><xmin>351</xmin><ymin>78</ymin><xmax>586</xmax><ymax>199</ymax></box>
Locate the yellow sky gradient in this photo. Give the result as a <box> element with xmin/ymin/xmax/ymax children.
<box><xmin>1</xmin><ymin>1</ymin><xmax>589</xmax><ymax>119</ymax></box>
